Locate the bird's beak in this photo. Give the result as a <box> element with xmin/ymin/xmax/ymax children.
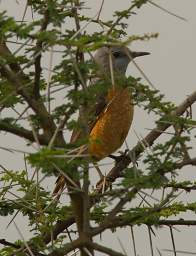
<box><xmin>130</xmin><ymin>51</ymin><xmax>150</xmax><ymax>58</ymax></box>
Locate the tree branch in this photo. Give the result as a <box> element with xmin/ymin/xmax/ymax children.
<box><xmin>37</xmin><ymin>90</ymin><xmax>196</xmax><ymax>246</ymax></box>
<box><xmin>158</xmin><ymin>219</ymin><xmax>196</xmax><ymax>226</ymax></box>
<box><xmin>43</xmin><ymin>217</ymin><xmax>75</xmax><ymax>244</ymax></box>
<box><xmin>42</xmin><ymin>219</ymin><xmax>196</xmax><ymax>256</ymax></box>
<box><xmin>0</xmin><ymin>239</ymin><xmax>46</xmax><ymax>256</ymax></box>
<box><xmin>47</xmin><ymin>238</ymin><xmax>84</xmax><ymax>256</ymax></box>
<box><xmin>33</xmin><ymin>8</ymin><xmax>50</xmax><ymax>98</ymax></box>
<box><xmin>101</xmin><ymin>187</ymin><xmax>138</xmax><ymax>227</ymax></box>
<box><xmin>0</xmin><ymin>119</ymin><xmax>49</xmax><ymax>145</ymax></box>
<box><xmin>164</xmin><ymin>183</ymin><xmax>196</xmax><ymax>191</ymax></box>
<box><xmin>0</xmin><ymin>238</ymin><xmax>20</xmax><ymax>249</ymax></box>
<box><xmin>88</xmin><ymin>241</ymin><xmax>126</xmax><ymax>256</ymax></box>
<box><xmin>92</xmin><ymin>217</ymin><xmax>196</xmax><ymax>235</ymax></box>
<box><xmin>96</xmin><ymin>90</ymin><xmax>196</xmax><ymax>193</ymax></box>
<box><xmin>175</xmin><ymin>157</ymin><xmax>196</xmax><ymax>169</ymax></box>
<box><xmin>0</xmin><ymin>42</ymin><xmax>64</xmax><ymax>146</ymax></box>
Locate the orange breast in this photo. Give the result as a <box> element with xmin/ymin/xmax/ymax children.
<box><xmin>89</xmin><ymin>87</ymin><xmax>134</xmax><ymax>160</ymax></box>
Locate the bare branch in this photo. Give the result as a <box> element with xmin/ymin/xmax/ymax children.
<box><xmin>148</xmin><ymin>1</ymin><xmax>187</xmax><ymax>21</ymax></box>
<box><xmin>175</xmin><ymin>157</ymin><xmax>196</xmax><ymax>169</ymax></box>
<box><xmin>169</xmin><ymin>226</ymin><xmax>177</xmax><ymax>256</ymax></box>
<box><xmin>101</xmin><ymin>187</ymin><xmax>138</xmax><ymax>226</ymax></box>
<box><xmin>0</xmin><ymin>119</ymin><xmax>49</xmax><ymax>145</ymax></box>
<box><xmin>33</xmin><ymin>8</ymin><xmax>50</xmax><ymax>98</ymax></box>
<box><xmin>88</xmin><ymin>241</ymin><xmax>126</xmax><ymax>256</ymax></box>
<box><xmin>47</xmin><ymin>238</ymin><xmax>84</xmax><ymax>256</ymax></box>
<box><xmin>158</xmin><ymin>219</ymin><xmax>196</xmax><ymax>226</ymax></box>
<box><xmin>0</xmin><ymin>238</ymin><xmax>20</xmax><ymax>249</ymax></box>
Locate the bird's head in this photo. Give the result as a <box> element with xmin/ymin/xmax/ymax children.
<box><xmin>94</xmin><ymin>46</ymin><xmax>150</xmax><ymax>74</ymax></box>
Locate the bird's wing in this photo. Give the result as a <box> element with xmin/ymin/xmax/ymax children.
<box><xmin>53</xmin><ymin>86</ymin><xmax>108</xmax><ymax>197</ymax></box>
<box><xmin>70</xmin><ymin>90</ymin><xmax>108</xmax><ymax>143</ymax></box>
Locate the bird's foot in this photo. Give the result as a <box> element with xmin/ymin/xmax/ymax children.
<box><xmin>96</xmin><ymin>176</ymin><xmax>112</xmax><ymax>193</ymax></box>
<box><xmin>109</xmin><ymin>149</ymin><xmax>130</xmax><ymax>163</ymax></box>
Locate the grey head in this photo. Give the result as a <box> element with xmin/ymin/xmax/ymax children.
<box><xmin>94</xmin><ymin>46</ymin><xmax>149</xmax><ymax>74</ymax></box>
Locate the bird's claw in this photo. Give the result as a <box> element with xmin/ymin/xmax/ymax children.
<box><xmin>109</xmin><ymin>149</ymin><xmax>129</xmax><ymax>163</ymax></box>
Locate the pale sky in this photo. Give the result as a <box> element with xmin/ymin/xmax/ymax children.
<box><xmin>0</xmin><ymin>1</ymin><xmax>196</xmax><ymax>255</ymax></box>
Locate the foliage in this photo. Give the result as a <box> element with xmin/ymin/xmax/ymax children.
<box><xmin>0</xmin><ymin>0</ymin><xmax>195</xmax><ymax>256</ymax></box>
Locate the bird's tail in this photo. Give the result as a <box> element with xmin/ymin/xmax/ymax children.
<box><xmin>52</xmin><ymin>145</ymin><xmax>88</xmax><ymax>199</ymax></box>
<box><xmin>52</xmin><ymin>175</ymin><xmax>66</xmax><ymax>199</ymax></box>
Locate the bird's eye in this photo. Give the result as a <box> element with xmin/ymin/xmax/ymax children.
<box><xmin>112</xmin><ymin>51</ymin><xmax>121</xmax><ymax>58</ymax></box>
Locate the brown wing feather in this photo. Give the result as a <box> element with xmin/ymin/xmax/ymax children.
<box><xmin>53</xmin><ymin>84</ymin><xmax>108</xmax><ymax>197</ymax></box>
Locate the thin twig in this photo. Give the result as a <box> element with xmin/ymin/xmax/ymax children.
<box><xmin>162</xmin><ymin>249</ymin><xmax>196</xmax><ymax>255</ymax></box>
<box><xmin>21</xmin><ymin>1</ymin><xmax>28</xmax><ymax>24</ymax></box>
<box><xmin>117</xmin><ymin>237</ymin><xmax>128</xmax><ymax>256</ymax></box>
<box><xmin>109</xmin><ymin>48</ymin><xmax>115</xmax><ymax>89</ymax></box>
<box><xmin>148</xmin><ymin>226</ymin><xmax>154</xmax><ymax>256</ymax></box>
<box><xmin>13</xmin><ymin>221</ymin><xmax>35</xmax><ymax>256</ymax></box>
<box><xmin>46</xmin><ymin>46</ymin><xmax>54</xmax><ymax>113</ymax></box>
<box><xmin>52</xmin><ymin>163</ymin><xmax>80</xmax><ymax>189</ymax></box>
<box><xmin>88</xmin><ymin>241</ymin><xmax>126</xmax><ymax>256</ymax></box>
<box><xmin>148</xmin><ymin>0</ymin><xmax>187</xmax><ymax>21</ymax></box>
<box><xmin>33</xmin><ymin>7</ymin><xmax>50</xmax><ymax>98</ymax></box>
<box><xmin>97</xmin><ymin>0</ymin><xmax>105</xmax><ymax>21</ymax></box>
<box><xmin>169</xmin><ymin>226</ymin><xmax>177</xmax><ymax>256</ymax></box>
<box><xmin>130</xmin><ymin>226</ymin><xmax>137</xmax><ymax>256</ymax></box>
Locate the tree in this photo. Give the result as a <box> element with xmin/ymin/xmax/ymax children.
<box><xmin>0</xmin><ymin>0</ymin><xmax>196</xmax><ymax>255</ymax></box>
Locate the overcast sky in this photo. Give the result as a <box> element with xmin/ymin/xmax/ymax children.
<box><xmin>0</xmin><ymin>1</ymin><xmax>196</xmax><ymax>255</ymax></box>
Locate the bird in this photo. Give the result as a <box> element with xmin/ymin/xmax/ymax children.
<box><xmin>53</xmin><ymin>45</ymin><xmax>149</xmax><ymax>196</ymax></box>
